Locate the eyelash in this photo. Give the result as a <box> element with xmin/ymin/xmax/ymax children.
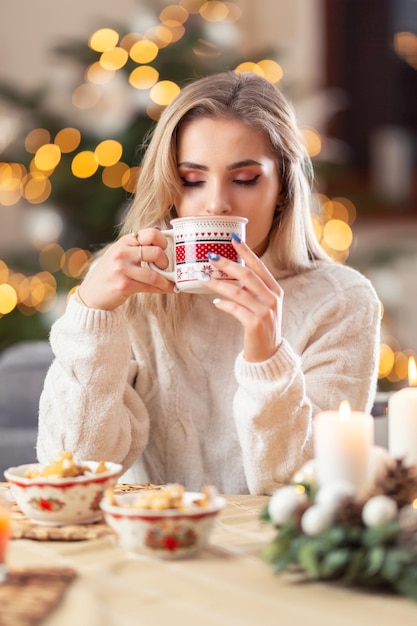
<box><xmin>181</xmin><ymin>175</ymin><xmax>260</xmax><ymax>187</ymax></box>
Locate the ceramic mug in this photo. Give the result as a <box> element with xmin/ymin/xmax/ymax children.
<box><xmin>149</xmin><ymin>215</ymin><xmax>248</xmax><ymax>294</ymax></box>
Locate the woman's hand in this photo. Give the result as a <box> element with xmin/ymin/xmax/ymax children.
<box><xmin>77</xmin><ymin>229</ymin><xmax>175</xmax><ymax>310</ymax></box>
<box><xmin>205</xmin><ymin>239</ymin><xmax>283</xmax><ymax>363</ymax></box>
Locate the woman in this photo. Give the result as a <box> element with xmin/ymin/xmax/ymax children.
<box><xmin>37</xmin><ymin>71</ymin><xmax>381</xmax><ymax>495</ymax></box>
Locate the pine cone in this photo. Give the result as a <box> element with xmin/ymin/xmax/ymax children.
<box><xmin>371</xmin><ymin>459</ymin><xmax>417</xmax><ymax>508</ymax></box>
<box><xmin>397</xmin><ymin>505</ymin><xmax>417</xmax><ymax>553</ymax></box>
<box><xmin>334</xmin><ymin>497</ymin><xmax>364</xmax><ymax>527</ymax></box>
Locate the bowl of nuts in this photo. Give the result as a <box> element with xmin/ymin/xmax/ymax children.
<box><xmin>4</xmin><ymin>451</ymin><xmax>123</xmax><ymax>526</ymax></box>
<box><xmin>100</xmin><ymin>483</ymin><xmax>226</xmax><ymax>559</ymax></box>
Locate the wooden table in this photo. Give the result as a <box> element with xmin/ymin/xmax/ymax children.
<box><xmin>7</xmin><ymin>495</ymin><xmax>417</xmax><ymax>625</ymax></box>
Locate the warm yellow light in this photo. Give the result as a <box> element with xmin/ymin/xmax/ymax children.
<box><xmin>86</xmin><ymin>62</ymin><xmax>115</xmax><ymax>85</ymax></box>
<box><xmin>223</xmin><ymin>1</ymin><xmax>241</xmax><ymax>22</ymax></box>
<box><xmin>378</xmin><ymin>343</ymin><xmax>395</xmax><ymax>378</ymax></box>
<box><xmin>0</xmin><ymin>260</ymin><xmax>9</xmax><ymax>283</ymax></box>
<box><xmin>257</xmin><ymin>59</ymin><xmax>283</xmax><ymax>83</ymax></box>
<box><xmin>0</xmin><ymin>163</ymin><xmax>22</xmax><ymax>206</ymax></box>
<box><xmin>234</xmin><ymin>62</ymin><xmax>263</xmax><ymax>76</ymax></box>
<box><xmin>89</xmin><ymin>28</ymin><xmax>119</xmax><ymax>52</ymax></box>
<box><xmin>339</xmin><ymin>400</ymin><xmax>351</xmax><ymax>420</ymax></box>
<box><xmin>24</xmin><ymin>176</ymin><xmax>52</xmax><ymax>204</ymax></box>
<box><xmin>120</xmin><ymin>33</ymin><xmax>142</xmax><ymax>52</ymax></box>
<box><xmin>61</xmin><ymin>248</ymin><xmax>91</xmax><ymax>278</ymax></box>
<box><xmin>332</xmin><ymin>197</ymin><xmax>356</xmax><ymax>224</ymax></box>
<box><xmin>200</xmin><ymin>0</ymin><xmax>229</xmax><ymax>21</ymax></box>
<box><xmin>25</xmin><ymin>128</ymin><xmax>51</xmax><ymax>153</ymax></box>
<box><xmin>54</xmin><ymin>128</ymin><xmax>81</xmax><ymax>153</ymax></box>
<box><xmin>302</xmin><ymin>128</ymin><xmax>322</xmax><ymax>157</ymax></box>
<box><xmin>322</xmin><ymin>219</ymin><xmax>353</xmax><ymax>252</ymax></box>
<box><xmin>34</xmin><ymin>144</ymin><xmax>61</xmax><ymax>171</ymax></box>
<box><xmin>100</xmin><ymin>47</ymin><xmax>129</xmax><ymax>71</ymax></box>
<box><xmin>71</xmin><ymin>151</ymin><xmax>99</xmax><ymax>178</ymax></box>
<box><xmin>122</xmin><ymin>167</ymin><xmax>140</xmax><ymax>193</ymax></box>
<box><xmin>0</xmin><ymin>283</ymin><xmax>17</xmax><ymax>314</ymax></box>
<box><xmin>145</xmin><ymin>25</ymin><xmax>173</xmax><ymax>48</ymax></box>
<box><xmin>39</xmin><ymin>243</ymin><xmax>65</xmax><ymax>272</ymax></box>
<box><xmin>102</xmin><ymin>162</ymin><xmax>129</xmax><ymax>188</ymax></box>
<box><xmin>130</xmin><ymin>39</ymin><xmax>159</xmax><ymax>64</ymax></box>
<box><xmin>409</xmin><ymin>357</ymin><xmax>417</xmax><ymax>387</ymax></box>
<box><xmin>95</xmin><ymin>140</ymin><xmax>123</xmax><ymax>167</ymax></box>
<box><xmin>149</xmin><ymin>80</ymin><xmax>180</xmax><ymax>106</ymax></box>
<box><xmin>160</xmin><ymin>5</ymin><xmax>189</xmax><ymax>26</ymax></box>
<box><xmin>129</xmin><ymin>66</ymin><xmax>159</xmax><ymax>90</ymax></box>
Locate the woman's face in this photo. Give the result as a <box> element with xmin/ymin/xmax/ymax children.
<box><xmin>175</xmin><ymin>116</ymin><xmax>281</xmax><ymax>256</ymax></box>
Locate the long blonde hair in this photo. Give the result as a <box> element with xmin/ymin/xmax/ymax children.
<box><xmin>120</xmin><ymin>71</ymin><xmax>330</xmax><ymax>334</ymax></box>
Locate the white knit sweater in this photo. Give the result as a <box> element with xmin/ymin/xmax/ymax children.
<box><xmin>37</xmin><ymin>260</ymin><xmax>381</xmax><ymax>495</ymax></box>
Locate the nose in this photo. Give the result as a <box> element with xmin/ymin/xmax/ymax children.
<box><xmin>204</xmin><ymin>182</ymin><xmax>231</xmax><ymax>215</ymax></box>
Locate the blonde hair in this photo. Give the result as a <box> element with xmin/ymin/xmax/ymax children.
<box><xmin>119</xmin><ymin>71</ymin><xmax>331</xmax><ymax>336</ymax></box>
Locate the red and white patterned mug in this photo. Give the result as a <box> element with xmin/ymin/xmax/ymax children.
<box><xmin>150</xmin><ymin>215</ymin><xmax>248</xmax><ymax>294</ymax></box>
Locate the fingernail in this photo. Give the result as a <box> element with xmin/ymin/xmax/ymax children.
<box><xmin>198</xmin><ymin>273</ymin><xmax>210</xmax><ymax>282</ymax></box>
<box><xmin>207</xmin><ymin>252</ymin><xmax>220</xmax><ymax>261</ymax></box>
<box><xmin>231</xmin><ymin>232</ymin><xmax>242</xmax><ymax>243</ymax></box>
<box><xmin>213</xmin><ymin>298</ymin><xmax>221</xmax><ymax>305</ymax></box>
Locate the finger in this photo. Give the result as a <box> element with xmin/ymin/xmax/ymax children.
<box><xmin>229</xmin><ymin>238</ymin><xmax>281</xmax><ymax>291</ymax></box>
<box><xmin>132</xmin><ymin>228</ymin><xmax>170</xmax><ymax>250</ymax></box>
<box><xmin>206</xmin><ymin>252</ymin><xmax>282</xmax><ymax>305</ymax></box>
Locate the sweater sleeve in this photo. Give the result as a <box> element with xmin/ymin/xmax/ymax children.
<box><xmin>233</xmin><ymin>277</ymin><xmax>381</xmax><ymax>496</ymax></box>
<box><xmin>36</xmin><ymin>295</ymin><xmax>150</xmax><ymax>473</ymax></box>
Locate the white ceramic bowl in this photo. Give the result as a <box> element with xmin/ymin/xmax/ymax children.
<box><xmin>100</xmin><ymin>491</ymin><xmax>226</xmax><ymax>559</ymax></box>
<box><xmin>4</xmin><ymin>461</ymin><xmax>123</xmax><ymax>526</ymax></box>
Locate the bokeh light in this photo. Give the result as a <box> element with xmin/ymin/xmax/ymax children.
<box><xmin>54</xmin><ymin>128</ymin><xmax>81</xmax><ymax>153</ymax></box>
<box><xmin>89</xmin><ymin>28</ymin><xmax>119</xmax><ymax>52</ymax></box>
<box><xmin>149</xmin><ymin>80</ymin><xmax>181</xmax><ymax>105</ymax></box>
<box><xmin>0</xmin><ymin>283</ymin><xmax>17</xmax><ymax>314</ymax></box>
<box><xmin>102</xmin><ymin>162</ymin><xmax>130</xmax><ymax>188</ymax></box>
<box><xmin>100</xmin><ymin>47</ymin><xmax>129</xmax><ymax>71</ymax></box>
<box><xmin>86</xmin><ymin>62</ymin><xmax>115</xmax><ymax>85</ymax></box>
<box><xmin>71</xmin><ymin>151</ymin><xmax>99</xmax><ymax>178</ymax></box>
<box><xmin>34</xmin><ymin>144</ymin><xmax>61</xmax><ymax>171</ymax></box>
<box><xmin>95</xmin><ymin>140</ymin><xmax>123</xmax><ymax>167</ymax></box>
<box><xmin>302</xmin><ymin>128</ymin><xmax>322</xmax><ymax>157</ymax></box>
<box><xmin>129</xmin><ymin>66</ymin><xmax>159</xmax><ymax>89</ymax></box>
<box><xmin>160</xmin><ymin>5</ymin><xmax>189</xmax><ymax>26</ymax></box>
<box><xmin>200</xmin><ymin>1</ymin><xmax>229</xmax><ymax>22</ymax></box>
<box><xmin>60</xmin><ymin>248</ymin><xmax>91</xmax><ymax>278</ymax></box>
<box><xmin>25</xmin><ymin>129</ymin><xmax>51</xmax><ymax>153</ymax></box>
<box><xmin>130</xmin><ymin>39</ymin><xmax>159</xmax><ymax>64</ymax></box>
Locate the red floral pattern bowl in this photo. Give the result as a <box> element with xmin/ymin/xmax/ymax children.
<box><xmin>100</xmin><ymin>491</ymin><xmax>226</xmax><ymax>559</ymax></box>
<box><xmin>4</xmin><ymin>461</ymin><xmax>122</xmax><ymax>526</ymax></box>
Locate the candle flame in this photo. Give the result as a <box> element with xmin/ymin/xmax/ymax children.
<box><xmin>409</xmin><ymin>357</ymin><xmax>417</xmax><ymax>387</ymax></box>
<box><xmin>338</xmin><ymin>400</ymin><xmax>351</xmax><ymax>420</ymax></box>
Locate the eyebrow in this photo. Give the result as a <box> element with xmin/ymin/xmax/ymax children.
<box><xmin>177</xmin><ymin>159</ymin><xmax>263</xmax><ymax>171</ymax></box>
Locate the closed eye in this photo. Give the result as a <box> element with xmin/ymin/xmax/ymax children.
<box><xmin>180</xmin><ymin>177</ymin><xmax>205</xmax><ymax>187</ymax></box>
<box><xmin>235</xmin><ymin>174</ymin><xmax>260</xmax><ymax>186</ymax></box>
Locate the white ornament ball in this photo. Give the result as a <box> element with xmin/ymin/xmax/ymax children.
<box><xmin>368</xmin><ymin>446</ymin><xmax>395</xmax><ymax>486</ymax></box>
<box><xmin>268</xmin><ymin>485</ymin><xmax>308</xmax><ymax>526</ymax></box>
<box><xmin>361</xmin><ymin>495</ymin><xmax>397</xmax><ymax>528</ymax></box>
<box><xmin>315</xmin><ymin>480</ymin><xmax>356</xmax><ymax>512</ymax></box>
<box><xmin>292</xmin><ymin>459</ymin><xmax>317</xmax><ymax>485</ymax></box>
<box><xmin>301</xmin><ymin>504</ymin><xmax>334</xmax><ymax>536</ymax></box>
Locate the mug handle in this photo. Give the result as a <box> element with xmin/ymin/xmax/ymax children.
<box><xmin>148</xmin><ymin>230</ymin><xmax>176</xmax><ymax>283</ymax></box>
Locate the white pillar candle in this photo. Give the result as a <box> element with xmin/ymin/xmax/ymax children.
<box><xmin>314</xmin><ymin>401</ymin><xmax>374</xmax><ymax>496</ymax></box>
<box><xmin>388</xmin><ymin>357</ymin><xmax>417</xmax><ymax>467</ymax></box>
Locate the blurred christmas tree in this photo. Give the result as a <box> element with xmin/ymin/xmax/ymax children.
<box><xmin>0</xmin><ymin>0</ymin><xmax>274</xmax><ymax>350</ymax></box>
